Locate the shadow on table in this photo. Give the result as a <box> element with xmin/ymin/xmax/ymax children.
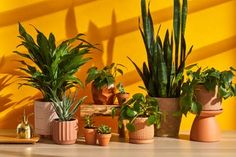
<box><xmin>178</xmin><ymin>134</ymin><xmax>190</xmax><ymax>141</ymax></box>
<box><xmin>0</xmin><ymin>150</ymin><xmax>58</xmax><ymax>157</ymax></box>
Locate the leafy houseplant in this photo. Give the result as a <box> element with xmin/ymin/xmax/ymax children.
<box><xmin>128</xmin><ymin>0</ymin><xmax>192</xmax><ymax>137</ymax></box>
<box><xmin>116</xmin><ymin>82</ymin><xmax>130</xmax><ymax>105</ymax></box>
<box><xmin>51</xmin><ymin>90</ymin><xmax>86</xmax><ymax>145</ymax></box>
<box><xmin>86</xmin><ymin>63</ymin><xmax>125</xmax><ymax>105</ymax></box>
<box><xmin>117</xmin><ymin>93</ymin><xmax>162</xmax><ymax>144</ymax></box>
<box><xmin>96</xmin><ymin>125</ymin><xmax>112</xmax><ymax>146</ymax></box>
<box><xmin>15</xmin><ymin>23</ymin><xmax>94</xmax><ymax>136</ymax></box>
<box><xmin>83</xmin><ymin>115</ymin><xmax>97</xmax><ymax>145</ymax></box>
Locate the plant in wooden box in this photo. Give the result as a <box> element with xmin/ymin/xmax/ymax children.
<box><xmin>15</xmin><ymin>23</ymin><xmax>94</xmax><ymax>136</ymax></box>
<box><xmin>116</xmin><ymin>82</ymin><xmax>130</xmax><ymax>105</ymax></box>
<box><xmin>96</xmin><ymin>125</ymin><xmax>112</xmax><ymax>146</ymax></box>
<box><xmin>128</xmin><ymin>0</ymin><xmax>192</xmax><ymax>137</ymax></box>
<box><xmin>83</xmin><ymin>115</ymin><xmax>97</xmax><ymax>145</ymax></box>
<box><xmin>116</xmin><ymin>93</ymin><xmax>162</xmax><ymax>144</ymax></box>
<box><xmin>180</xmin><ymin>65</ymin><xmax>236</xmax><ymax>142</ymax></box>
<box><xmin>86</xmin><ymin>63</ymin><xmax>125</xmax><ymax>105</ymax></box>
<box><xmin>51</xmin><ymin>90</ymin><xmax>86</xmax><ymax>145</ymax></box>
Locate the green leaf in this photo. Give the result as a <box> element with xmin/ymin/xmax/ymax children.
<box><xmin>147</xmin><ymin>115</ymin><xmax>157</xmax><ymax>126</ymax></box>
<box><xmin>126</xmin><ymin>123</ymin><xmax>135</xmax><ymax>132</ymax></box>
<box><xmin>126</xmin><ymin>108</ymin><xmax>137</xmax><ymax>118</ymax></box>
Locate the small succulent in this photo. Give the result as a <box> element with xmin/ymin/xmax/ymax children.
<box><xmin>97</xmin><ymin>125</ymin><xmax>111</xmax><ymax>134</ymax></box>
<box><xmin>116</xmin><ymin>82</ymin><xmax>126</xmax><ymax>94</ymax></box>
<box><xmin>84</xmin><ymin>115</ymin><xmax>95</xmax><ymax>129</ymax></box>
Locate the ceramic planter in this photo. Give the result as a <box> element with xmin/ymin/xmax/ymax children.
<box><xmin>129</xmin><ymin>117</ymin><xmax>154</xmax><ymax>144</ymax></box>
<box><xmin>97</xmin><ymin>133</ymin><xmax>111</xmax><ymax>146</ymax></box>
<box><xmin>52</xmin><ymin>119</ymin><xmax>78</xmax><ymax>145</ymax></box>
<box><xmin>116</xmin><ymin>93</ymin><xmax>130</xmax><ymax>105</ymax></box>
<box><xmin>91</xmin><ymin>83</ymin><xmax>116</xmax><ymax>105</ymax></box>
<box><xmin>155</xmin><ymin>98</ymin><xmax>181</xmax><ymax>137</ymax></box>
<box><xmin>34</xmin><ymin>100</ymin><xmax>58</xmax><ymax>136</ymax></box>
<box><xmin>84</xmin><ymin>128</ymin><xmax>97</xmax><ymax>145</ymax></box>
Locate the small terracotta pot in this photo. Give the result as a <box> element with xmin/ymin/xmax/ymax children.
<box><xmin>194</xmin><ymin>85</ymin><xmax>222</xmax><ymax>111</ymax></box>
<box><xmin>91</xmin><ymin>83</ymin><xmax>116</xmax><ymax>105</ymax></box>
<box><xmin>34</xmin><ymin>100</ymin><xmax>58</xmax><ymax>136</ymax></box>
<box><xmin>97</xmin><ymin>133</ymin><xmax>112</xmax><ymax>146</ymax></box>
<box><xmin>129</xmin><ymin>117</ymin><xmax>154</xmax><ymax>144</ymax></box>
<box><xmin>52</xmin><ymin>119</ymin><xmax>78</xmax><ymax>145</ymax></box>
<box><xmin>155</xmin><ymin>98</ymin><xmax>181</xmax><ymax>137</ymax></box>
<box><xmin>116</xmin><ymin>93</ymin><xmax>130</xmax><ymax>105</ymax></box>
<box><xmin>84</xmin><ymin>128</ymin><xmax>97</xmax><ymax>145</ymax></box>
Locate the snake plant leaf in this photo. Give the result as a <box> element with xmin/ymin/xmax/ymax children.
<box><xmin>181</xmin><ymin>0</ymin><xmax>188</xmax><ymax>35</ymax></box>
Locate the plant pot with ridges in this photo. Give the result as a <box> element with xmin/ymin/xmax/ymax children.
<box><xmin>97</xmin><ymin>125</ymin><xmax>112</xmax><ymax>146</ymax></box>
<box><xmin>83</xmin><ymin>115</ymin><xmax>97</xmax><ymax>145</ymax></box>
<box><xmin>14</xmin><ymin>23</ymin><xmax>95</xmax><ymax>137</ymax></box>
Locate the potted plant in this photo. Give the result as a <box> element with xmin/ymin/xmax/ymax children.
<box><xmin>116</xmin><ymin>82</ymin><xmax>130</xmax><ymax>105</ymax></box>
<box><xmin>51</xmin><ymin>90</ymin><xmax>86</xmax><ymax>145</ymax></box>
<box><xmin>96</xmin><ymin>125</ymin><xmax>112</xmax><ymax>146</ymax></box>
<box><xmin>86</xmin><ymin>63</ymin><xmax>124</xmax><ymax>105</ymax></box>
<box><xmin>14</xmin><ymin>23</ymin><xmax>95</xmax><ymax>136</ymax></box>
<box><xmin>116</xmin><ymin>93</ymin><xmax>162</xmax><ymax>144</ymax></box>
<box><xmin>128</xmin><ymin>0</ymin><xmax>192</xmax><ymax>137</ymax></box>
<box><xmin>83</xmin><ymin>115</ymin><xmax>97</xmax><ymax>145</ymax></box>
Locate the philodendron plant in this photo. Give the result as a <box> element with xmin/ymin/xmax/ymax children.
<box><xmin>15</xmin><ymin>23</ymin><xmax>95</xmax><ymax>101</ymax></box>
<box><xmin>180</xmin><ymin>64</ymin><xmax>236</xmax><ymax>115</ymax></box>
<box><xmin>128</xmin><ymin>0</ymin><xmax>192</xmax><ymax>98</ymax></box>
<box><xmin>116</xmin><ymin>93</ymin><xmax>162</xmax><ymax>132</ymax></box>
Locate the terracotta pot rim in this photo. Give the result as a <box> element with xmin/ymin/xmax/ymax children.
<box><xmin>84</xmin><ymin>127</ymin><xmax>96</xmax><ymax>129</ymax></box>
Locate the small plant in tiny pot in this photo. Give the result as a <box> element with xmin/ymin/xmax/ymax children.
<box><xmin>96</xmin><ymin>125</ymin><xmax>112</xmax><ymax>146</ymax></box>
<box><xmin>116</xmin><ymin>82</ymin><xmax>130</xmax><ymax>105</ymax></box>
<box><xmin>83</xmin><ymin>115</ymin><xmax>97</xmax><ymax>145</ymax></box>
<box><xmin>51</xmin><ymin>90</ymin><xmax>86</xmax><ymax>145</ymax></box>
<box><xmin>86</xmin><ymin>63</ymin><xmax>125</xmax><ymax>105</ymax></box>
<box><xmin>180</xmin><ymin>64</ymin><xmax>236</xmax><ymax>115</ymax></box>
<box><xmin>115</xmin><ymin>93</ymin><xmax>162</xmax><ymax>144</ymax></box>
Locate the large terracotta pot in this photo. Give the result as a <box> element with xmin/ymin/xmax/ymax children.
<box><xmin>155</xmin><ymin>98</ymin><xmax>182</xmax><ymax>137</ymax></box>
<box><xmin>129</xmin><ymin>117</ymin><xmax>154</xmax><ymax>144</ymax></box>
<box><xmin>84</xmin><ymin>128</ymin><xmax>97</xmax><ymax>145</ymax></box>
<box><xmin>116</xmin><ymin>93</ymin><xmax>130</xmax><ymax>105</ymax></box>
<box><xmin>91</xmin><ymin>83</ymin><xmax>116</xmax><ymax>105</ymax></box>
<box><xmin>194</xmin><ymin>85</ymin><xmax>222</xmax><ymax>111</ymax></box>
<box><xmin>97</xmin><ymin>133</ymin><xmax>111</xmax><ymax>146</ymax></box>
<box><xmin>34</xmin><ymin>101</ymin><xmax>58</xmax><ymax>136</ymax></box>
<box><xmin>52</xmin><ymin>119</ymin><xmax>78</xmax><ymax>145</ymax></box>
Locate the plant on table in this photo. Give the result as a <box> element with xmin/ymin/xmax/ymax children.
<box><xmin>83</xmin><ymin>115</ymin><xmax>97</xmax><ymax>145</ymax></box>
<box><xmin>96</xmin><ymin>125</ymin><xmax>112</xmax><ymax>146</ymax></box>
<box><xmin>116</xmin><ymin>82</ymin><xmax>130</xmax><ymax>105</ymax></box>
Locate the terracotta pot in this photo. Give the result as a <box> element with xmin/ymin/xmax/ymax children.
<box><xmin>97</xmin><ymin>133</ymin><xmax>111</xmax><ymax>146</ymax></box>
<box><xmin>190</xmin><ymin>110</ymin><xmax>222</xmax><ymax>142</ymax></box>
<box><xmin>116</xmin><ymin>93</ymin><xmax>130</xmax><ymax>105</ymax></box>
<box><xmin>129</xmin><ymin>117</ymin><xmax>154</xmax><ymax>144</ymax></box>
<box><xmin>34</xmin><ymin>101</ymin><xmax>58</xmax><ymax>136</ymax></box>
<box><xmin>84</xmin><ymin>128</ymin><xmax>97</xmax><ymax>145</ymax></box>
<box><xmin>52</xmin><ymin>119</ymin><xmax>78</xmax><ymax>145</ymax></box>
<box><xmin>91</xmin><ymin>83</ymin><xmax>116</xmax><ymax>105</ymax></box>
<box><xmin>155</xmin><ymin>98</ymin><xmax>182</xmax><ymax>137</ymax></box>
<box><xmin>195</xmin><ymin>85</ymin><xmax>222</xmax><ymax>111</ymax></box>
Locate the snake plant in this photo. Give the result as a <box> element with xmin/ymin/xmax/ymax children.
<box><xmin>15</xmin><ymin>23</ymin><xmax>95</xmax><ymax>101</ymax></box>
<box><xmin>128</xmin><ymin>0</ymin><xmax>193</xmax><ymax>98</ymax></box>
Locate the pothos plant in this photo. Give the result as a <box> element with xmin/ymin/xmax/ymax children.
<box><xmin>180</xmin><ymin>64</ymin><xmax>236</xmax><ymax>115</ymax></box>
<box><xmin>85</xmin><ymin>63</ymin><xmax>125</xmax><ymax>89</ymax></box>
<box><xmin>113</xmin><ymin>93</ymin><xmax>162</xmax><ymax>132</ymax></box>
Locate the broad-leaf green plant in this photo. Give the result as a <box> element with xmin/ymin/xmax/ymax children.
<box><xmin>128</xmin><ymin>0</ymin><xmax>192</xmax><ymax>98</ymax></box>
<box><xmin>15</xmin><ymin>23</ymin><xmax>95</xmax><ymax>101</ymax></box>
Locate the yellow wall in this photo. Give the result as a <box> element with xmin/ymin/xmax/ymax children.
<box><xmin>0</xmin><ymin>0</ymin><xmax>235</xmax><ymax>131</ymax></box>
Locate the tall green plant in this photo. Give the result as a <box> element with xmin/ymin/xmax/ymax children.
<box><xmin>15</xmin><ymin>23</ymin><xmax>95</xmax><ymax>101</ymax></box>
<box><xmin>128</xmin><ymin>0</ymin><xmax>193</xmax><ymax>98</ymax></box>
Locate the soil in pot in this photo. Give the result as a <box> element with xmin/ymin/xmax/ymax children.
<box><xmin>92</xmin><ymin>83</ymin><xmax>116</xmax><ymax>105</ymax></box>
<box><xmin>116</xmin><ymin>93</ymin><xmax>130</xmax><ymax>105</ymax></box>
<box><xmin>97</xmin><ymin>133</ymin><xmax>111</xmax><ymax>146</ymax></box>
<box><xmin>84</xmin><ymin>127</ymin><xmax>97</xmax><ymax>145</ymax></box>
<box><xmin>52</xmin><ymin>119</ymin><xmax>78</xmax><ymax>145</ymax></box>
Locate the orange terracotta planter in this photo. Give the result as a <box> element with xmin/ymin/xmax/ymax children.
<box><xmin>129</xmin><ymin>118</ymin><xmax>154</xmax><ymax>144</ymax></box>
<box><xmin>97</xmin><ymin>133</ymin><xmax>111</xmax><ymax>146</ymax></box>
<box><xmin>116</xmin><ymin>93</ymin><xmax>130</xmax><ymax>105</ymax></box>
<box><xmin>155</xmin><ymin>98</ymin><xmax>181</xmax><ymax>137</ymax></box>
<box><xmin>84</xmin><ymin>128</ymin><xmax>97</xmax><ymax>145</ymax></box>
<box><xmin>34</xmin><ymin>101</ymin><xmax>58</xmax><ymax>136</ymax></box>
<box><xmin>52</xmin><ymin>119</ymin><xmax>78</xmax><ymax>145</ymax></box>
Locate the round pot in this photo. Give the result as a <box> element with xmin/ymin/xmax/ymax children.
<box><xmin>194</xmin><ymin>85</ymin><xmax>222</xmax><ymax>111</ymax></box>
<box><xmin>91</xmin><ymin>83</ymin><xmax>116</xmax><ymax>105</ymax></box>
<box><xmin>116</xmin><ymin>93</ymin><xmax>130</xmax><ymax>105</ymax></box>
<box><xmin>84</xmin><ymin>128</ymin><xmax>97</xmax><ymax>145</ymax></box>
<box><xmin>129</xmin><ymin>117</ymin><xmax>154</xmax><ymax>144</ymax></box>
<box><xmin>34</xmin><ymin>100</ymin><xmax>58</xmax><ymax>136</ymax></box>
<box><xmin>52</xmin><ymin>119</ymin><xmax>78</xmax><ymax>145</ymax></box>
<box><xmin>97</xmin><ymin>133</ymin><xmax>111</xmax><ymax>146</ymax></box>
<box><xmin>155</xmin><ymin>98</ymin><xmax>182</xmax><ymax>137</ymax></box>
